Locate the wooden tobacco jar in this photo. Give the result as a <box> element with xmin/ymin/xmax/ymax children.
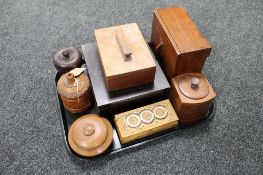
<box><xmin>53</xmin><ymin>47</ymin><xmax>82</xmax><ymax>73</ymax></box>
<box><xmin>95</xmin><ymin>23</ymin><xmax>156</xmax><ymax>91</ymax></box>
<box><xmin>170</xmin><ymin>73</ymin><xmax>216</xmax><ymax>124</ymax></box>
<box><xmin>151</xmin><ymin>7</ymin><xmax>212</xmax><ymax>79</ymax></box>
<box><xmin>57</xmin><ymin>71</ymin><xmax>93</xmax><ymax>114</ymax></box>
<box><xmin>68</xmin><ymin>114</ymin><xmax>113</xmax><ymax>157</ymax></box>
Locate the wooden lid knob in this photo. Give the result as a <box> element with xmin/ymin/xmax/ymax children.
<box><xmin>191</xmin><ymin>77</ymin><xmax>200</xmax><ymax>88</ymax></box>
<box><xmin>62</xmin><ymin>49</ymin><xmax>70</xmax><ymax>58</ymax></box>
<box><xmin>178</xmin><ymin>74</ymin><xmax>209</xmax><ymax>100</ymax></box>
<box><xmin>83</xmin><ymin>124</ymin><xmax>95</xmax><ymax>136</ymax></box>
<box><xmin>66</xmin><ymin>73</ymin><xmax>75</xmax><ymax>82</ymax></box>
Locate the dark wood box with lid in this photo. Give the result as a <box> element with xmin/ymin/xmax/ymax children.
<box><xmin>82</xmin><ymin>43</ymin><xmax>171</xmax><ymax>117</ymax></box>
<box><xmin>151</xmin><ymin>7</ymin><xmax>212</xmax><ymax>79</ymax></box>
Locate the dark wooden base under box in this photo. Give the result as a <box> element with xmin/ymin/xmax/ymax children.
<box><xmin>82</xmin><ymin>43</ymin><xmax>171</xmax><ymax>117</ymax></box>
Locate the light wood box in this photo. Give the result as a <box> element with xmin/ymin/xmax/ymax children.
<box><xmin>95</xmin><ymin>23</ymin><xmax>156</xmax><ymax>91</ymax></box>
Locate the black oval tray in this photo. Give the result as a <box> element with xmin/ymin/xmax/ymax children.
<box><xmin>55</xmin><ymin>73</ymin><xmax>216</xmax><ymax>160</ymax></box>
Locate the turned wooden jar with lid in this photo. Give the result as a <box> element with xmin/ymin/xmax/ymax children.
<box><xmin>68</xmin><ymin>114</ymin><xmax>113</xmax><ymax>157</ymax></box>
<box><xmin>170</xmin><ymin>73</ymin><xmax>216</xmax><ymax>124</ymax></box>
<box><xmin>53</xmin><ymin>47</ymin><xmax>82</xmax><ymax>73</ymax></box>
<box><xmin>57</xmin><ymin>72</ymin><xmax>93</xmax><ymax>114</ymax></box>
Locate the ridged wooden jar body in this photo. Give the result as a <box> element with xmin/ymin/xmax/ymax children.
<box><xmin>57</xmin><ymin>73</ymin><xmax>93</xmax><ymax>114</ymax></box>
<box><xmin>60</xmin><ymin>88</ymin><xmax>93</xmax><ymax>114</ymax></box>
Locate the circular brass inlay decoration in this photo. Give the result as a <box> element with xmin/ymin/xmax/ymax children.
<box><xmin>126</xmin><ymin>114</ymin><xmax>141</xmax><ymax>128</ymax></box>
<box><xmin>152</xmin><ymin>105</ymin><xmax>167</xmax><ymax>119</ymax></box>
<box><xmin>140</xmin><ymin>109</ymin><xmax>154</xmax><ymax>124</ymax></box>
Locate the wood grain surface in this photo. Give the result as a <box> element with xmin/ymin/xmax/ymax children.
<box><xmin>170</xmin><ymin>73</ymin><xmax>216</xmax><ymax>124</ymax></box>
<box><xmin>151</xmin><ymin>7</ymin><xmax>212</xmax><ymax>79</ymax></box>
<box><xmin>57</xmin><ymin>73</ymin><xmax>93</xmax><ymax>114</ymax></box>
<box><xmin>114</xmin><ymin>99</ymin><xmax>179</xmax><ymax>144</ymax></box>
<box><xmin>95</xmin><ymin>23</ymin><xmax>156</xmax><ymax>91</ymax></box>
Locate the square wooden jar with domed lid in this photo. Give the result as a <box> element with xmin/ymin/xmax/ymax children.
<box><xmin>82</xmin><ymin>43</ymin><xmax>170</xmax><ymax>117</ymax></box>
<box><xmin>170</xmin><ymin>73</ymin><xmax>216</xmax><ymax>124</ymax></box>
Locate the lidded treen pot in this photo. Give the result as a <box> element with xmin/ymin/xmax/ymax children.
<box><xmin>68</xmin><ymin>114</ymin><xmax>113</xmax><ymax>157</ymax></box>
<box><xmin>170</xmin><ymin>73</ymin><xmax>216</xmax><ymax>124</ymax></box>
<box><xmin>57</xmin><ymin>71</ymin><xmax>93</xmax><ymax>114</ymax></box>
<box><xmin>53</xmin><ymin>47</ymin><xmax>82</xmax><ymax>73</ymax></box>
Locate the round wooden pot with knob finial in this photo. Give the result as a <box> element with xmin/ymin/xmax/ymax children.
<box><xmin>170</xmin><ymin>73</ymin><xmax>216</xmax><ymax>124</ymax></box>
<box><xmin>68</xmin><ymin>114</ymin><xmax>113</xmax><ymax>157</ymax></box>
<box><xmin>57</xmin><ymin>72</ymin><xmax>93</xmax><ymax>114</ymax></box>
<box><xmin>53</xmin><ymin>47</ymin><xmax>82</xmax><ymax>73</ymax></box>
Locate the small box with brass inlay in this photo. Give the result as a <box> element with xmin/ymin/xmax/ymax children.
<box><xmin>114</xmin><ymin>99</ymin><xmax>179</xmax><ymax>144</ymax></box>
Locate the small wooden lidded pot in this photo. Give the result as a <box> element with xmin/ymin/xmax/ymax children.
<box><xmin>68</xmin><ymin>114</ymin><xmax>113</xmax><ymax>157</ymax></box>
<box><xmin>170</xmin><ymin>73</ymin><xmax>216</xmax><ymax>124</ymax></box>
<box><xmin>57</xmin><ymin>72</ymin><xmax>93</xmax><ymax>114</ymax></box>
<box><xmin>53</xmin><ymin>47</ymin><xmax>82</xmax><ymax>73</ymax></box>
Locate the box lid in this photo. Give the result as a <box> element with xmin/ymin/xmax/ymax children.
<box><xmin>94</xmin><ymin>23</ymin><xmax>156</xmax><ymax>79</ymax></box>
<box><xmin>155</xmin><ymin>7</ymin><xmax>212</xmax><ymax>54</ymax></box>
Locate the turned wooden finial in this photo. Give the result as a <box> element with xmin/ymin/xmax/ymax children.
<box><xmin>62</xmin><ymin>49</ymin><xmax>70</xmax><ymax>59</ymax></box>
<box><xmin>83</xmin><ymin>124</ymin><xmax>95</xmax><ymax>136</ymax></box>
<box><xmin>66</xmin><ymin>72</ymin><xmax>75</xmax><ymax>82</ymax></box>
<box><xmin>191</xmin><ymin>77</ymin><xmax>200</xmax><ymax>88</ymax></box>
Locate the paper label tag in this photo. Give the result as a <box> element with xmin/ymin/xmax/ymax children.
<box><xmin>69</xmin><ymin>68</ymin><xmax>86</xmax><ymax>77</ymax></box>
